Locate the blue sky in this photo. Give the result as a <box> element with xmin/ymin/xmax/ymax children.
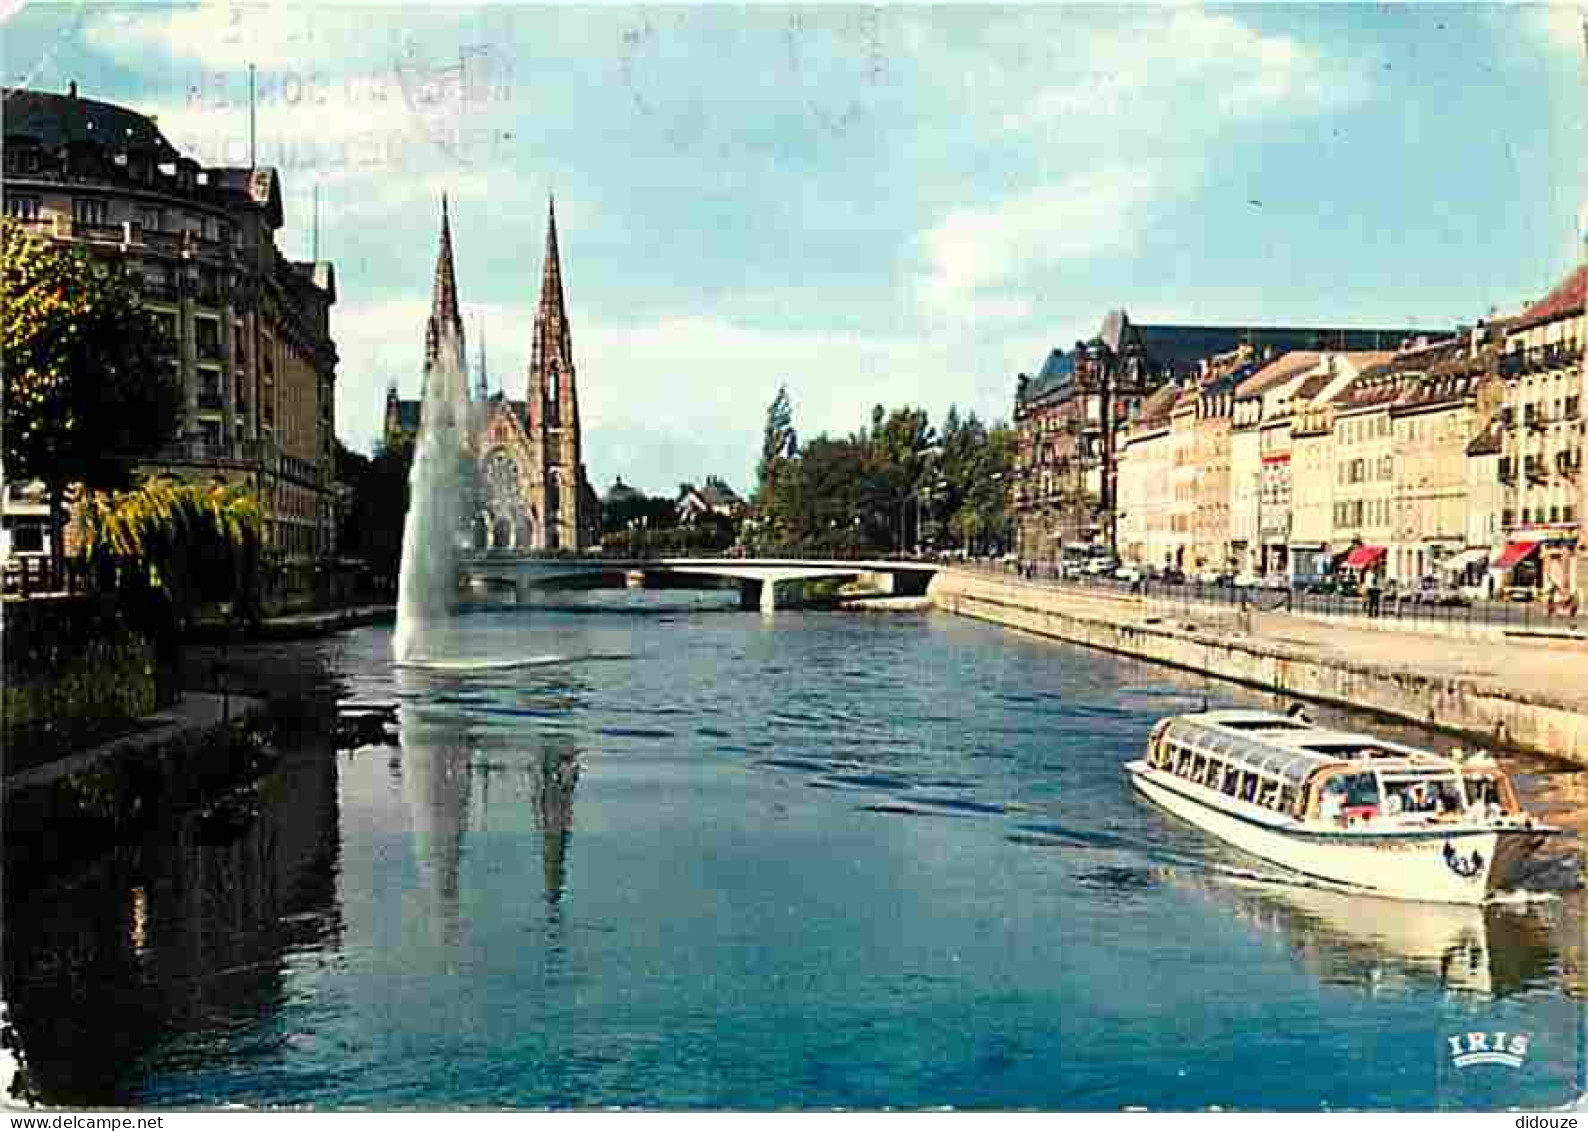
<box><xmin>4</xmin><ymin>3</ymin><xmax>1584</xmax><ymax>494</ymax></box>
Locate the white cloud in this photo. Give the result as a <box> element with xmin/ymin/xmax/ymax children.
<box><xmin>915</xmin><ymin>166</ymin><xmax>1159</xmax><ymax>324</ymax></box>
<box><xmin>1002</xmin><ymin>8</ymin><xmax>1366</xmax><ymax>134</ymax></box>
<box><xmin>83</xmin><ymin>3</ymin><xmax>370</xmax><ymax>72</ymax></box>
<box><xmin>335</xmin><ymin>299</ymin><xmax>1029</xmax><ymax>492</ymax></box>
<box><xmin>1535</xmin><ymin>4</ymin><xmax>1587</xmax><ymax>54</ymax></box>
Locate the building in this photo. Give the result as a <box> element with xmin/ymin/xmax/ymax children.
<box><xmin>1494</xmin><ymin>266</ymin><xmax>1584</xmax><ymax>597</ymax></box>
<box><xmin>1189</xmin><ymin>349</ymin><xmax>1257</xmax><ymax>573</ymax></box>
<box><xmin>1387</xmin><ymin>336</ymin><xmax>1492</xmax><ymax>583</ymax></box>
<box><xmin>1115</xmin><ymin>382</ymin><xmax>1179</xmax><ymax>567</ymax></box>
<box><xmin>2</xmin><ymin>85</ymin><xmax>339</xmax><ymax>607</ymax></box>
<box><xmin>1230</xmin><ymin>352</ymin><xmax>1320</xmax><ymax>576</ymax></box>
<box><xmin>385</xmin><ymin>198</ymin><xmax>598</xmax><ymax>552</ymax></box>
<box><xmin>1287</xmin><ymin>357</ymin><xmax>1383</xmax><ymax>581</ymax></box>
<box><xmin>1010</xmin><ymin>312</ymin><xmax>1427</xmax><ymax>563</ymax></box>
<box><xmin>676</xmin><ymin>478</ymin><xmax>744</xmax><ymax>524</ymax></box>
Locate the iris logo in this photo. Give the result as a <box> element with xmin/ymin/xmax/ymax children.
<box><xmin>1448</xmin><ymin>1031</ymin><xmax>1531</xmax><ymax>1068</ymax></box>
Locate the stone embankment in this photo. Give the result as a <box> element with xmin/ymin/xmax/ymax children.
<box><xmin>928</xmin><ymin>568</ymin><xmax>1588</xmax><ymax>765</ymax></box>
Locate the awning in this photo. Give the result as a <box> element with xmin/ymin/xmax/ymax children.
<box><xmin>1440</xmin><ymin>548</ymin><xmax>1489</xmax><ymax>574</ymax></box>
<box><xmin>1494</xmin><ymin>540</ymin><xmax>1541</xmax><ymax>570</ymax></box>
<box><xmin>1344</xmin><ymin>545</ymin><xmax>1387</xmax><ymax>570</ymax></box>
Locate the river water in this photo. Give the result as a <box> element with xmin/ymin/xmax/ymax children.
<box><xmin>5</xmin><ymin>593</ymin><xmax>1586</xmax><ymax>1110</ymax></box>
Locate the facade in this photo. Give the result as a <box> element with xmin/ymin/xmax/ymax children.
<box><xmin>1230</xmin><ymin>353</ymin><xmax>1321</xmax><ymax>576</ymax></box>
<box><xmin>1495</xmin><ymin>267</ymin><xmax>1584</xmax><ymax>597</ymax></box>
<box><xmin>1115</xmin><ymin>382</ymin><xmax>1179</xmax><ymax>566</ymax></box>
<box><xmin>1288</xmin><ymin>359</ymin><xmax>1373</xmax><ymax>579</ymax></box>
<box><xmin>1387</xmin><ymin>339</ymin><xmax>1490</xmax><ymax>583</ymax></box>
<box><xmin>677</xmin><ymin>478</ymin><xmax>744</xmax><ymax>524</ymax></box>
<box><xmin>3</xmin><ymin>85</ymin><xmax>339</xmax><ymax>606</ymax></box>
<box><xmin>386</xmin><ymin>199</ymin><xmax>599</xmax><ymax>552</ymax></box>
<box><xmin>1011</xmin><ymin>312</ymin><xmax>1426</xmax><ymax>564</ymax></box>
<box><xmin>1189</xmin><ymin>349</ymin><xmax>1256</xmax><ymax>573</ymax></box>
<box><xmin>1167</xmin><ymin>386</ymin><xmax>1199</xmax><ymax>570</ymax></box>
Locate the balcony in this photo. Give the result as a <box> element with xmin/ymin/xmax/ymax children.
<box><xmin>196</xmin><ymin>338</ymin><xmax>223</xmax><ymax>362</ymax></box>
<box><xmin>197</xmin><ymin>390</ymin><xmax>224</xmax><ymax>412</ymax></box>
<box><xmin>1524</xmin><ymin>459</ymin><xmax>1547</xmax><ymax>483</ymax></box>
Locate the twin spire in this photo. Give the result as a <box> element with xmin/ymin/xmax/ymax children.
<box><xmin>424</xmin><ymin>193</ymin><xmax>571</xmax><ymax>400</ymax></box>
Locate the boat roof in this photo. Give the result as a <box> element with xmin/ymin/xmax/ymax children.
<box><xmin>1161</xmin><ymin>710</ymin><xmax>1459</xmax><ymax>788</ymax></box>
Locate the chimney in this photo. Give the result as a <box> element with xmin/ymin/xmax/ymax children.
<box><xmin>68</xmin><ymin>81</ymin><xmax>78</xmax><ymax>98</ymax></box>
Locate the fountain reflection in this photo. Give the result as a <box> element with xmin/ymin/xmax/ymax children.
<box><xmin>392</xmin><ymin>664</ymin><xmax>586</xmax><ymax>939</ymax></box>
<box><xmin>1166</xmin><ymin>869</ymin><xmax>1569</xmax><ymax>999</ymax></box>
<box><xmin>1</xmin><ymin>716</ymin><xmax>343</xmax><ymax>1106</ymax></box>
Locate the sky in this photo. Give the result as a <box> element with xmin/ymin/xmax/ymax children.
<box><xmin>3</xmin><ymin>2</ymin><xmax>1585</xmax><ymax>495</ymax></box>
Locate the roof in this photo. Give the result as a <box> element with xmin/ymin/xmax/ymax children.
<box><xmin>1512</xmin><ymin>265</ymin><xmax>1587</xmax><ymax>332</ymax></box>
<box><xmin>604</xmin><ymin>478</ymin><xmax>644</xmax><ymax>504</ymax></box>
<box><xmin>209</xmin><ymin>167</ymin><xmax>285</xmax><ymax>228</ymax></box>
<box><xmin>1134</xmin><ymin>381</ymin><xmax>1182</xmax><ymax>427</ymax></box>
<box><xmin>1234</xmin><ymin>351</ymin><xmax>1320</xmax><ymax>399</ymax></box>
<box><xmin>1466</xmin><ymin>419</ymin><xmax>1503</xmax><ymax>457</ymax></box>
<box><xmin>2</xmin><ymin>87</ymin><xmax>181</xmax><ymax>160</ymax></box>
<box><xmin>1018</xmin><ymin>348</ymin><xmax>1077</xmax><ymax>405</ymax></box>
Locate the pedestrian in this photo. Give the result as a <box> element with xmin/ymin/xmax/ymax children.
<box><xmin>1365</xmin><ymin>572</ymin><xmax>1382</xmax><ymax>618</ymax></box>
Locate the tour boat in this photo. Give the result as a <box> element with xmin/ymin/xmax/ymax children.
<box><xmin>1126</xmin><ymin>709</ymin><xmax>1564</xmax><ymax>904</ymax></box>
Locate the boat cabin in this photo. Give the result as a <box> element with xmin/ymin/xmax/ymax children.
<box><xmin>1144</xmin><ymin>711</ymin><xmax>1520</xmax><ymax>826</ymax></box>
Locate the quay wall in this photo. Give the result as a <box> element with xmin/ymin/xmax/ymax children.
<box><xmin>928</xmin><ymin>569</ymin><xmax>1588</xmax><ymax>765</ymax></box>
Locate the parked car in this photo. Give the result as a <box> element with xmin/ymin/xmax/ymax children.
<box><xmin>1411</xmin><ymin>577</ymin><xmax>1468</xmax><ymax>606</ymax></box>
<box><xmin>1261</xmin><ymin>574</ymin><xmax>1290</xmax><ymax>591</ymax></box>
<box><xmin>1084</xmin><ymin>557</ymin><xmax>1119</xmax><ymax>576</ymax></box>
<box><xmin>1160</xmin><ymin>566</ymin><xmax>1186</xmax><ymax>585</ymax></box>
<box><xmin>1298</xmin><ymin>576</ymin><xmax>1336</xmax><ymax>595</ymax></box>
<box><xmin>1115</xmin><ymin>564</ymin><xmax>1144</xmax><ymax>583</ymax></box>
<box><xmin>1233</xmin><ymin>571</ymin><xmax>1261</xmax><ymax>589</ymax></box>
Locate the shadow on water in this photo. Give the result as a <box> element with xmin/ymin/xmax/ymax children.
<box><xmin>2</xmin><ymin>701</ymin><xmax>345</xmax><ymax>1107</ymax></box>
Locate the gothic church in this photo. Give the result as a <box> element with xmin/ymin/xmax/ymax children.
<box><xmin>385</xmin><ymin>197</ymin><xmax>598</xmax><ymax>551</ymax></box>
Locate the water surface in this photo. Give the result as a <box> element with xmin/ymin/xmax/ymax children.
<box><xmin>6</xmin><ymin>593</ymin><xmax>1585</xmax><ymax>1110</ymax></box>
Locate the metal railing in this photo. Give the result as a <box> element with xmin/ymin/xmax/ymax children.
<box><xmin>957</xmin><ymin>560</ymin><xmax>1588</xmax><ymax>636</ymax></box>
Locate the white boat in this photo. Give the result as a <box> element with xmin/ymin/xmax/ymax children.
<box><xmin>1126</xmin><ymin>709</ymin><xmax>1564</xmax><ymax>904</ymax></box>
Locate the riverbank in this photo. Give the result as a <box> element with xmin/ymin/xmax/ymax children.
<box><xmin>928</xmin><ymin>568</ymin><xmax>1588</xmax><ymax>765</ymax></box>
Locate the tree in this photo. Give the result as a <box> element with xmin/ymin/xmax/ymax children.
<box><xmin>2</xmin><ymin>220</ymin><xmax>182</xmax><ymax>581</ymax></box>
<box><xmin>756</xmin><ymin>384</ymin><xmax>798</xmax><ymax>498</ymax></box>
<box><xmin>75</xmin><ymin>478</ymin><xmax>264</xmax><ymax>626</ymax></box>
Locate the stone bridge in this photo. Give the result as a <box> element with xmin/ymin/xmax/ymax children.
<box><xmin>458</xmin><ymin>555</ymin><xmax>940</xmax><ymax>613</ymax></box>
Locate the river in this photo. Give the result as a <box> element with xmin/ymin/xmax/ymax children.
<box><xmin>5</xmin><ymin>592</ymin><xmax>1586</xmax><ymax>1110</ymax></box>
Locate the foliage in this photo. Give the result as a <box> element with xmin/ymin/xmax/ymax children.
<box><xmin>749</xmin><ymin>394</ymin><xmax>1013</xmax><ymax>557</ymax></box>
<box><xmin>599</xmin><ymin>481</ymin><xmax>735</xmax><ymax>554</ymax></box>
<box><xmin>2</xmin><ymin>220</ymin><xmax>182</xmax><ymax>574</ymax></box>
<box><xmin>75</xmin><ymin>478</ymin><xmax>263</xmax><ymax>625</ymax></box>
<box><xmin>339</xmin><ymin>436</ymin><xmax>413</xmax><ymax>596</ymax></box>
<box><xmin>755</xmin><ymin>384</ymin><xmax>798</xmax><ymax>501</ymax></box>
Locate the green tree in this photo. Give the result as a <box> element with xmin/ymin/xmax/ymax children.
<box><xmin>2</xmin><ymin>220</ymin><xmax>182</xmax><ymax>581</ymax></box>
<box><xmin>756</xmin><ymin>384</ymin><xmax>798</xmax><ymax>499</ymax></box>
<box><xmin>76</xmin><ymin>478</ymin><xmax>264</xmax><ymax>626</ymax></box>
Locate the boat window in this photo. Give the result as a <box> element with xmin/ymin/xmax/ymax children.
<box><xmin>1342</xmin><ymin>773</ymin><xmax>1380</xmax><ymax>808</ymax></box>
<box><xmin>1240</xmin><ymin>773</ymin><xmax>1259</xmax><ymax>803</ymax></box>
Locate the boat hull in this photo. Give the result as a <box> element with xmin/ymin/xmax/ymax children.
<box><xmin>1128</xmin><ymin>761</ymin><xmax>1551</xmax><ymax>905</ymax></box>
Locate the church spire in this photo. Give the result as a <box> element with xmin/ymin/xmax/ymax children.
<box><xmin>425</xmin><ymin>194</ymin><xmax>466</xmax><ymax>379</ymax></box>
<box><xmin>532</xmin><ymin>194</ymin><xmax>571</xmax><ymax>373</ymax></box>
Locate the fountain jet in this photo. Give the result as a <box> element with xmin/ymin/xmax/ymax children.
<box><xmin>393</xmin><ymin>199</ymin><xmax>471</xmax><ymax>663</ymax></box>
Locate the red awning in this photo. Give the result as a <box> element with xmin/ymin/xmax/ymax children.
<box><xmin>1344</xmin><ymin>545</ymin><xmax>1387</xmax><ymax>570</ymax></box>
<box><xmin>1494</xmin><ymin>540</ymin><xmax>1541</xmax><ymax>570</ymax></box>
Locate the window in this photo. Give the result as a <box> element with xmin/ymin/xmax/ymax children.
<box><xmin>5</xmin><ymin>196</ymin><xmax>40</xmax><ymax>221</ymax></box>
<box><xmin>72</xmin><ymin>198</ymin><xmax>108</xmax><ymax>226</ymax></box>
<box><xmin>137</xmin><ymin>206</ymin><xmax>162</xmax><ymax>232</ymax></box>
<box><xmin>195</xmin><ymin>318</ymin><xmax>221</xmax><ymax>360</ymax></box>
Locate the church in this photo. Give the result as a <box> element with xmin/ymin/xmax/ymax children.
<box><xmin>385</xmin><ymin>197</ymin><xmax>600</xmax><ymax>552</ymax></box>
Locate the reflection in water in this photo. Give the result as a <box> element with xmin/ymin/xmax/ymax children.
<box><xmin>1</xmin><ymin>731</ymin><xmax>343</xmax><ymax>1106</ymax></box>
<box><xmin>1167</xmin><ymin>869</ymin><xmax>1567</xmax><ymax>999</ymax></box>
<box><xmin>394</xmin><ymin>665</ymin><xmax>585</xmax><ymax>933</ymax></box>
<box><xmin>533</xmin><ymin>743</ymin><xmax>581</xmax><ymax>908</ymax></box>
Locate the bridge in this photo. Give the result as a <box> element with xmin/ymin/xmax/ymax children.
<box><xmin>458</xmin><ymin>555</ymin><xmax>941</xmax><ymax>613</ymax></box>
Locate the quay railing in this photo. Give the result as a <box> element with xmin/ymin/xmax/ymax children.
<box><xmin>953</xmin><ymin>560</ymin><xmax>1588</xmax><ymax>638</ymax></box>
